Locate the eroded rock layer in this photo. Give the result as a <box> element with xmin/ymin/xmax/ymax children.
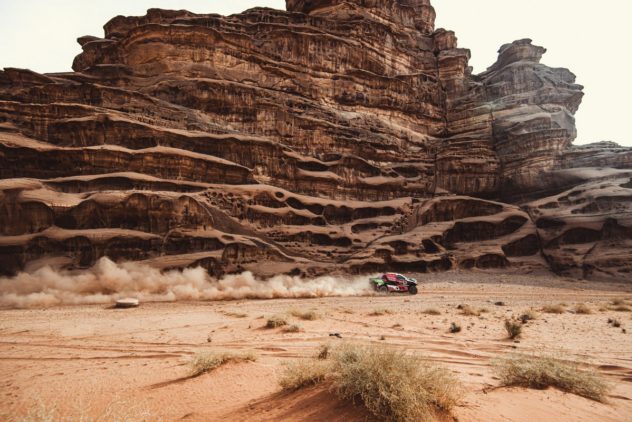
<box><xmin>1</xmin><ymin>0</ymin><xmax>630</xmax><ymax>280</ymax></box>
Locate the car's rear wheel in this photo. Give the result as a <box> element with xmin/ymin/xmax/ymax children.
<box><xmin>378</xmin><ymin>285</ymin><xmax>388</xmax><ymax>294</ymax></box>
<box><xmin>408</xmin><ymin>285</ymin><xmax>418</xmax><ymax>295</ymax></box>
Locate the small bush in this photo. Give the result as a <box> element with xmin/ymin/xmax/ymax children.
<box><xmin>542</xmin><ymin>304</ymin><xmax>566</xmax><ymax>314</ymax></box>
<box><xmin>459</xmin><ymin>305</ymin><xmax>481</xmax><ymax>317</ymax></box>
<box><xmin>611</xmin><ymin>298</ymin><xmax>627</xmax><ymax>306</ymax></box>
<box><xmin>519</xmin><ymin>309</ymin><xmax>539</xmax><ymax>324</ymax></box>
<box><xmin>494</xmin><ymin>354</ymin><xmax>609</xmax><ymax>402</ymax></box>
<box><xmin>611</xmin><ymin>305</ymin><xmax>631</xmax><ymax>312</ymax></box>
<box><xmin>504</xmin><ymin>320</ymin><xmax>522</xmax><ymax>339</ymax></box>
<box><xmin>370</xmin><ymin>308</ymin><xmax>394</xmax><ymax>316</ymax></box>
<box><xmin>266</xmin><ymin>315</ymin><xmax>288</xmax><ymax>328</ymax></box>
<box><xmin>574</xmin><ymin>304</ymin><xmax>592</xmax><ymax>314</ymax></box>
<box><xmin>611</xmin><ymin>319</ymin><xmax>621</xmax><ymax>328</ymax></box>
<box><xmin>422</xmin><ymin>308</ymin><xmax>442</xmax><ymax>315</ymax></box>
<box><xmin>317</xmin><ymin>343</ymin><xmax>331</xmax><ymax>360</ymax></box>
<box><xmin>283</xmin><ymin>324</ymin><xmax>302</xmax><ymax>333</ymax></box>
<box><xmin>330</xmin><ymin>344</ymin><xmax>461</xmax><ymax>421</ymax></box>
<box><xmin>449</xmin><ymin>322</ymin><xmax>462</xmax><ymax>333</ymax></box>
<box><xmin>279</xmin><ymin>359</ymin><xmax>329</xmax><ymax>392</ymax></box>
<box><xmin>189</xmin><ymin>351</ymin><xmax>257</xmax><ymax>376</ymax></box>
<box><xmin>224</xmin><ymin>311</ymin><xmax>248</xmax><ymax>318</ymax></box>
<box><xmin>289</xmin><ymin>309</ymin><xmax>320</xmax><ymax>320</ymax></box>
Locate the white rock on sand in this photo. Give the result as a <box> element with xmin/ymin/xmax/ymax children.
<box><xmin>115</xmin><ymin>298</ymin><xmax>139</xmax><ymax>308</ymax></box>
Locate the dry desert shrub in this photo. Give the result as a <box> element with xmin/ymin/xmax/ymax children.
<box><xmin>542</xmin><ymin>304</ymin><xmax>566</xmax><ymax>314</ymax></box>
<box><xmin>330</xmin><ymin>343</ymin><xmax>461</xmax><ymax>422</ymax></box>
<box><xmin>459</xmin><ymin>304</ymin><xmax>481</xmax><ymax>316</ymax></box>
<box><xmin>283</xmin><ymin>324</ymin><xmax>302</xmax><ymax>333</ymax></box>
<box><xmin>611</xmin><ymin>305</ymin><xmax>631</xmax><ymax>312</ymax></box>
<box><xmin>611</xmin><ymin>298</ymin><xmax>628</xmax><ymax>306</ymax></box>
<box><xmin>421</xmin><ymin>308</ymin><xmax>442</xmax><ymax>316</ymax></box>
<box><xmin>189</xmin><ymin>350</ymin><xmax>257</xmax><ymax>376</ymax></box>
<box><xmin>494</xmin><ymin>354</ymin><xmax>609</xmax><ymax>402</ymax></box>
<box><xmin>224</xmin><ymin>311</ymin><xmax>248</xmax><ymax>318</ymax></box>
<box><xmin>278</xmin><ymin>343</ymin><xmax>461</xmax><ymax>421</ymax></box>
<box><xmin>370</xmin><ymin>308</ymin><xmax>394</xmax><ymax>316</ymax></box>
<box><xmin>279</xmin><ymin>359</ymin><xmax>330</xmax><ymax>392</ymax></box>
<box><xmin>449</xmin><ymin>322</ymin><xmax>462</xmax><ymax>333</ymax></box>
<box><xmin>519</xmin><ymin>309</ymin><xmax>539</xmax><ymax>323</ymax></box>
<box><xmin>265</xmin><ymin>315</ymin><xmax>288</xmax><ymax>328</ymax></box>
<box><xmin>574</xmin><ymin>303</ymin><xmax>593</xmax><ymax>314</ymax></box>
<box><xmin>317</xmin><ymin>343</ymin><xmax>331</xmax><ymax>360</ymax></box>
<box><xmin>504</xmin><ymin>319</ymin><xmax>522</xmax><ymax>339</ymax></box>
<box><xmin>288</xmin><ymin>309</ymin><xmax>320</xmax><ymax>320</ymax></box>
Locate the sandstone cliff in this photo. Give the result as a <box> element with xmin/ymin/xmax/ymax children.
<box><xmin>1</xmin><ymin>0</ymin><xmax>630</xmax><ymax>280</ymax></box>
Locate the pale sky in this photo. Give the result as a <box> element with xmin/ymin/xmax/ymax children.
<box><xmin>0</xmin><ymin>0</ymin><xmax>629</xmax><ymax>146</ymax></box>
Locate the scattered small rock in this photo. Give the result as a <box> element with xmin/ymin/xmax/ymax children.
<box><xmin>494</xmin><ymin>301</ymin><xmax>506</xmax><ymax>306</ymax></box>
<box><xmin>329</xmin><ymin>332</ymin><xmax>342</xmax><ymax>338</ymax></box>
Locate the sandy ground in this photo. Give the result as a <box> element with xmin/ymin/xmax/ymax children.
<box><xmin>1</xmin><ymin>271</ymin><xmax>632</xmax><ymax>421</ymax></box>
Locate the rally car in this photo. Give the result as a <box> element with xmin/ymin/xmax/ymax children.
<box><xmin>370</xmin><ymin>273</ymin><xmax>418</xmax><ymax>295</ymax></box>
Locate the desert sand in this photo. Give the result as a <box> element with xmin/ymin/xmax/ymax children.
<box><xmin>1</xmin><ymin>271</ymin><xmax>632</xmax><ymax>421</ymax></box>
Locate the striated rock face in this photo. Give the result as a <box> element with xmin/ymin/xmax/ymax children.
<box><xmin>0</xmin><ymin>0</ymin><xmax>630</xmax><ymax>280</ymax></box>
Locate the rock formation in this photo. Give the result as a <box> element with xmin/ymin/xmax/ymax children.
<box><xmin>1</xmin><ymin>0</ymin><xmax>630</xmax><ymax>280</ymax></box>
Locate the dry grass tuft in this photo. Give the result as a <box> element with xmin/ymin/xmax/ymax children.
<box><xmin>611</xmin><ymin>298</ymin><xmax>628</xmax><ymax>306</ymax></box>
<box><xmin>279</xmin><ymin>343</ymin><xmax>462</xmax><ymax>421</ymax></box>
<box><xmin>449</xmin><ymin>322</ymin><xmax>462</xmax><ymax>333</ymax></box>
<box><xmin>494</xmin><ymin>354</ymin><xmax>609</xmax><ymax>402</ymax></box>
<box><xmin>574</xmin><ymin>303</ymin><xmax>593</xmax><ymax>314</ymax></box>
<box><xmin>330</xmin><ymin>343</ymin><xmax>461</xmax><ymax>421</ymax></box>
<box><xmin>519</xmin><ymin>309</ymin><xmax>539</xmax><ymax>323</ymax></box>
<box><xmin>283</xmin><ymin>324</ymin><xmax>302</xmax><ymax>333</ymax></box>
<box><xmin>542</xmin><ymin>304</ymin><xmax>566</xmax><ymax>314</ymax></box>
<box><xmin>278</xmin><ymin>359</ymin><xmax>329</xmax><ymax>392</ymax></box>
<box><xmin>224</xmin><ymin>311</ymin><xmax>248</xmax><ymax>318</ymax></box>
<box><xmin>504</xmin><ymin>319</ymin><xmax>522</xmax><ymax>339</ymax></box>
<box><xmin>289</xmin><ymin>309</ymin><xmax>320</xmax><ymax>320</ymax></box>
<box><xmin>421</xmin><ymin>308</ymin><xmax>442</xmax><ymax>316</ymax></box>
<box><xmin>189</xmin><ymin>350</ymin><xmax>257</xmax><ymax>377</ymax></box>
<box><xmin>459</xmin><ymin>304</ymin><xmax>481</xmax><ymax>316</ymax></box>
<box><xmin>611</xmin><ymin>305</ymin><xmax>631</xmax><ymax>312</ymax></box>
<box><xmin>265</xmin><ymin>315</ymin><xmax>288</xmax><ymax>328</ymax></box>
<box><xmin>370</xmin><ymin>308</ymin><xmax>394</xmax><ymax>316</ymax></box>
<box><xmin>317</xmin><ymin>343</ymin><xmax>331</xmax><ymax>360</ymax></box>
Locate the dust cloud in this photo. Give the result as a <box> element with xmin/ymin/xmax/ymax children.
<box><xmin>0</xmin><ymin>257</ymin><xmax>374</xmax><ymax>308</ymax></box>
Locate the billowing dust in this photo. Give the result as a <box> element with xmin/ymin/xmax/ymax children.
<box><xmin>0</xmin><ymin>258</ymin><xmax>374</xmax><ymax>308</ymax></box>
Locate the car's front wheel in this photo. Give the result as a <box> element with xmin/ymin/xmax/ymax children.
<box><xmin>408</xmin><ymin>285</ymin><xmax>418</xmax><ymax>295</ymax></box>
